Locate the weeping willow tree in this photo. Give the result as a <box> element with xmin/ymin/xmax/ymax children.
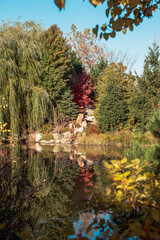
<box><xmin>0</xmin><ymin>20</ymin><xmax>53</xmax><ymax>137</ymax></box>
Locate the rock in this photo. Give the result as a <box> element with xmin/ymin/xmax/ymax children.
<box><xmin>85</xmin><ymin>116</ymin><xmax>96</xmax><ymax>124</ymax></box>
<box><xmin>76</xmin><ymin>113</ymin><xmax>83</xmax><ymax>125</ymax></box>
<box><xmin>86</xmin><ymin>108</ymin><xmax>94</xmax><ymax>115</ymax></box>
<box><xmin>40</xmin><ymin>140</ymin><xmax>50</xmax><ymax>145</ymax></box>
<box><xmin>35</xmin><ymin>143</ymin><xmax>42</xmax><ymax>152</ymax></box>
<box><xmin>62</xmin><ymin>131</ymin><xmax>73</xmax><ymax>139</ymax></box>
<box><xmin>54</xmin><ymin>139</ymin><xmax>61</xmax><ymax>144</ymax></box>
<box><xmin>77</xmin><ymin>157</ymin><xmax>84</xmax><ymax>167</ymax></box>
<box><xmin>35</xmin><ymin>133</ymin><xmax>42</xmax><ymax>142</ymax></box>
<box><xmin>69</xmin><ymin>122</ymin><xmax>74</xmax><ymax>131</ymax></box>
<box><xmin>61</xmin><ymin>139</ymin><xmax>72</xmax><ymax>144</ymax></box>
<box><xmin>53</xmin><ymin>133</ymin><xmax>61</xmax><ymax>140</ymax></box>
<box><xmin>85</xmin><ymin>159</ymin><xmax>94</xmax><ymax>166</ymax></box>
<box><xmin>81</xmin><ymin>120</ymin><xmax>87</xmax><ymax>129</ymax></box>
<box><xmin>74</xmin><ymin>126</ymin><xmax>84</xmax><ymax>134</ymax></box>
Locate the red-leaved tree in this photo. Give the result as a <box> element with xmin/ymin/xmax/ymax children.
<box><xmin>72</xmin><ymin>70</ymin><xmax>94</xmax><ymax>108</ymax></box>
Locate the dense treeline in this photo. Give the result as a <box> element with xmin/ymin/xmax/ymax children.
<box><xmin>0</xmin><ymin>20</ymin><xmax>160</xmax><ymax>138</ymax></box>
<box><xmin>95</xmin><ymin>41</ymin><xmax>160</xmax><ymax>133</ymax></box>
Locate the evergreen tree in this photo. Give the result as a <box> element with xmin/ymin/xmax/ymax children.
<box><xmin>95</xmin><ymin>62</ymin><xmax>132</xmax><ymax>132</ymax></box>
<box><xmin>142</xmin><ymin>41</ymin><xmax>160</xmax><ymax>106</ymax></box>
<box><xmin>97</xmin><ymin>80</ymin><xmax>128</xmax><ymax>132</ymax></box>
<box><xmin>90</xmin><ymin>58</ymin><xmax>108</xmax><ymax>87</ymax></box>
<box><xmin>40</xmin><ymin>25</ymin><xmax>78</xmax><ymax>122</ymax></box>
<box><xmin>128</xmin><ymin>88</ymin><xmax>153</xmax><ymax>130</ymax></box>
<box><xmin>129</xmin><ymin>42</ymin><xmax>160</xmax><ymax>130</ymax></box>
<box><xmin>70</xmin><ymin>50</ymin><xmax>84</xmax><ymax>75</ymax></box>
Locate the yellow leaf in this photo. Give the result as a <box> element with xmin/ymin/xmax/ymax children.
<box><xmin>123</xmin><ymin>171</ymin><xmax>130</xmax><ymax>177</ymax></box>
<box><xmin>131</xmin><ymin>158</ymin><xmax>140</xmax><ymax>165</ymax></box>
<box><xmin>116</xmin><ymin>185</ymin><xmax>124</xmax><ymax>189</ymax></box>
<box><xmin>121</xmin><ymin>157</ymin><xmax>127</xmax><ymax>164</ymax></box>
<box><xmin>136</xmin><ymin>175</ymin><xmax>146</xmax><ymax>182</ymax></box>
<box><xmin>102</xmin><ymin>160</ymin><xmax>113</xmax><ymax>169</ymax></box>
<box><xmin>122</xmin><ymin>28</ymin><xmax>127</xmax><ymax>34</ymax></box>
<box><xmin>89</xmin><ymin>0</ymin><xmax>105</xmax><ymax>7</ymax></box>
<box><xmin>114</xmin><ymin>173</ymin><xmax>123</xmax><ymax>178</ymax></box>
<box><xmin>116</xmin><ymin>190</ymin><xmax>123</xmax><ymax>196</ymax></box>
<box><xmin>113</xmin><ymin>177</ymin><xmax>122</xmax><ymax>181</ymax></box>
<box><xmin>125</xmin><ymin>164</ymin><xmax>133</xmax><ymax>168</ymax></box>
<box><xmin>106</xmin><ymin>187</ymin><xmax>111</xmax><ymax>196</ymax></box>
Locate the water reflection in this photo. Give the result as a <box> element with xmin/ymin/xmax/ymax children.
<box><xmin>0</xmin><ymin>144</ymin><xmax>126</xmax><ymax>239</ymax></box>
<box><xmin>0</xmin><ymin>145</ymin><xmax>80</xmax><ymax>239</ymax></box>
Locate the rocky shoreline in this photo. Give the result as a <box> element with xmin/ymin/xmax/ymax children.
<box><xmin>27</xmin><ymin>109</ymin><xmax>96</xmax><ymax>146</ymax></box>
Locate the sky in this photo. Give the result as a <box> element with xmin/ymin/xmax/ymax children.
<box><xmin>0</xmin><ymin>0</ymin><xmax>160</xmax><ymax>74</ymax></box>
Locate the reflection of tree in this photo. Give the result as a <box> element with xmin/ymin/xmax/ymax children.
<box><xmin>0</xmin><ymin>145</ymin><xmax>79</xmax><ymax>239</ymax></box>
<box><xmin>94</xmin><ymin>157</ymin><xmax>110</xmax><ymax>193</ymax></box>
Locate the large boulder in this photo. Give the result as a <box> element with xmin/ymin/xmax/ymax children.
<box><xmin>35</xmin><ymin>133</ymin><xmax>42</xmax><ymax>142</ymax></box>
<box><xmin>74</xmin><ymin>126</ymin><xmax>84</xmax><ymax>134</ymax></box>
<box><xmin>62</xmin><ymin>131</ymin><xmax>73</xmax><ymax>139</ymax></box>
<box><xmin>76</xmin><ymin>113</ymin><xmax>83</xmax><ymax>125</ymax></box>
<box><xmin>81</xmin><ymin>120</ymin><xmax>87</xmax><ymax>129</ymax></box>
<box><xmin>53</xmin><ymin>133</ymin><xmax>61</xmax><ymax>140</ymax></box>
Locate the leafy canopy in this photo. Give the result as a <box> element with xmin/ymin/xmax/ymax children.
<box><xmin>54</xmin><ymin>0</ymin><xmax>159</xmax><ymax>40</ymax></box>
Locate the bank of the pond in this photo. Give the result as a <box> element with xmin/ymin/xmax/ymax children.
<box><xmin>26</xmin><ymin>129</ymin><xmax>158</xmax><ymax>147</ymax></box>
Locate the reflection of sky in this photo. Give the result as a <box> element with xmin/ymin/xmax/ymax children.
<box><xmin>69</xmin><ymin>214</ymin><xmax>110</xmax><ymax>239</ymax></box>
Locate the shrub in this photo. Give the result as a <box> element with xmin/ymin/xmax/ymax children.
<box><xmin>85</xmin><ymin>124</ymin><xmax>100</xmax><ymax>136</ymax></box>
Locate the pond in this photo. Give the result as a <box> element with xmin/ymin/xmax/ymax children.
<box><xmin>0</xmin><ymin>143</ymin><xmax>160</xmax><ymax>239</ymax></box>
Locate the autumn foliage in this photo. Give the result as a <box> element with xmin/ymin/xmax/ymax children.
<box><xmin>72</xmin><ymin>70</ymin><xmax>94</xmax><ymax>108</ymax></box>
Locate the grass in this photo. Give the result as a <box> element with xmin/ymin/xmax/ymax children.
<box><xmin>41</xmin><ymin>133</ymin><xmax>53</xmax><ymax>141</ymax></box>
<box><xmin>77</xmin><ymin>130</ymin><xmax>158</xmax><ymax>146</ymax></box>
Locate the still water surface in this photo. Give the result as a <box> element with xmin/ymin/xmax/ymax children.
<box><xmin>0</xmin><ymin>144</ymin><xmax>125</xmax><ymax>239</ymax></box>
